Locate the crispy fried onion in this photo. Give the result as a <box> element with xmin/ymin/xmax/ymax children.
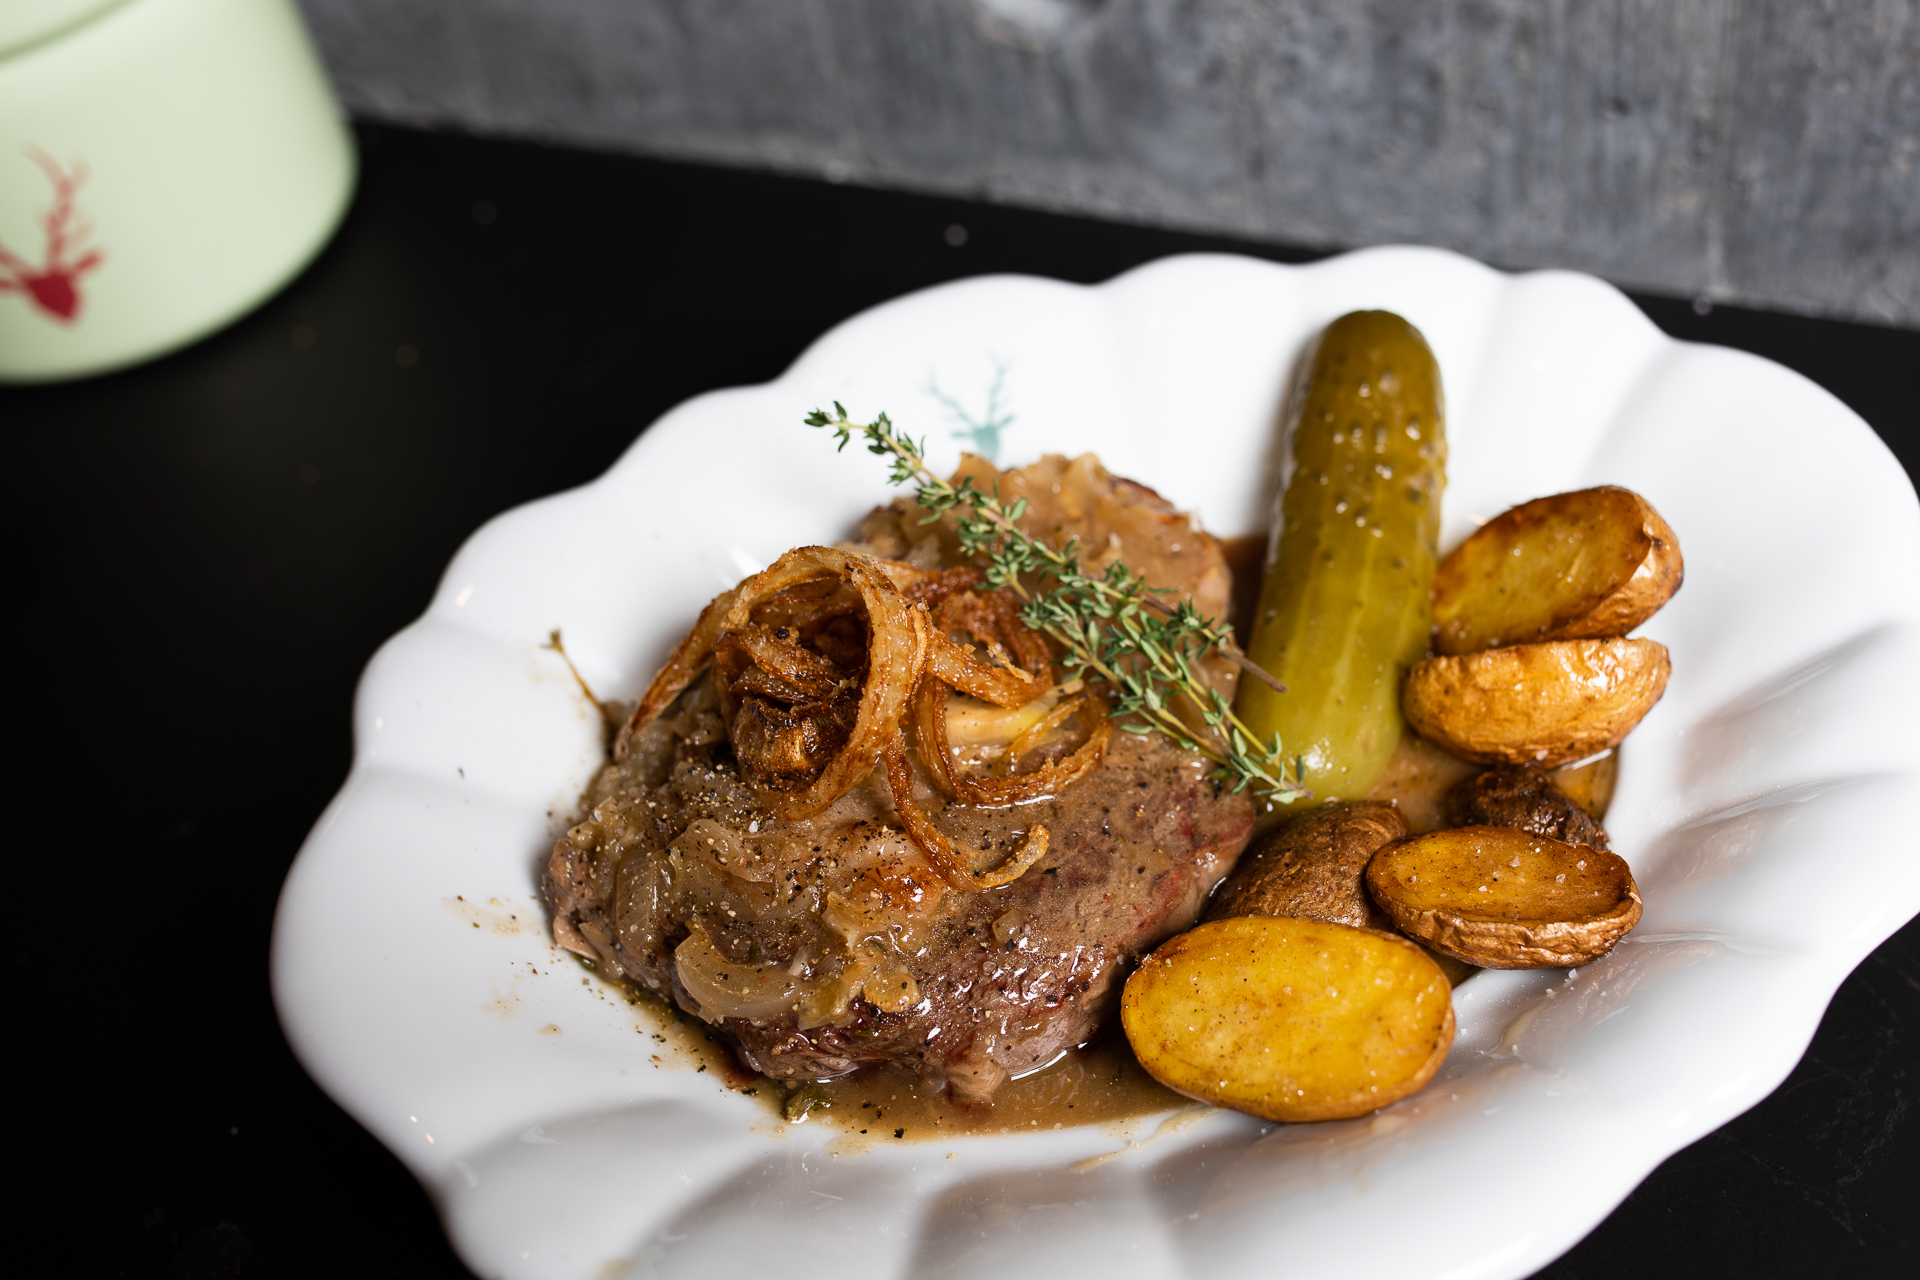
<box><xmin>883</xmin><ymin>736</ymin><xmax>1051</xmax><ymax>889</ymax></box>
<box><xmin>613</xmin><ymin>584</ymin><xmax>739</xmax><ymax>761</ymax></box>
<box><xmin>913</xmin><ymin>681</ymin><xmax>1111</xmax><ymax>807</ymax></box>
<box><xmin>911</xmin><ymin>586</ymin><xmax>1109</xmax><ymax>807</ymax></box>
<box><xmin>923</xmin><ymin>578</ymin><xmax>1052</xmax><ymax>706</ymax></box>
<box><xmin>717</xmin><ymin>547</ymin><xmax>930</xmax><ymax>820</ymax></box>
<box><xmin>616</xmin><ymin>546</ymin><xmax>1107</xmax><ymax>890</ymax></box>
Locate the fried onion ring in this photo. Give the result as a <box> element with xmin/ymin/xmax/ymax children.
<box><xmin>925</xmin><ymin>631</ymin><xmax>1047</xmax><ymax>708</ymax></box>
<box><xmin>614</xmin><ymin>585</ymin><xmax>740</xmax><ymax>760</ymax></box>
<box><xmin>898</xmin><ymin>565</ymin><xmax>983</xmax><ymax>606</ymax></box>
<box><xmin>714</xmin><ymin>622</ymin><xmax>851</xmax><ymax>709</ymax></box>
<box><xmin>883</xmin><ymin>735</ymin><xmax>1051</xmax><ymax>890</ymax></box>
<box><xmin>721</xmin><ymin>547</ymin><xmax>931</xmax><ymax>820</ymax></box>
<box><xmin>912</xmin><ymin>679</ymin><xmax>1112</xmax><ymax>808</ymax></box>
<box><xmin>934</xmin><ymin>585</ymin><xmax>1051</xmax><ymax>681</ymax></box>
<box><xmin>618</xmin><ymin>547</ymin><xmax>1110</xmax><ymax>887</ymax></box>
<box><xmin>920</xmin><ymin>580</ymin><xmax>1053</xmax><ymax>707</ymax></box>
<box><xmin>1008</xmin><ymin>694</ymin><xmax>1091</xmax><ymax>762</ymax></box>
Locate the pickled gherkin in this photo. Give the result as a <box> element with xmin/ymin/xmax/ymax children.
<box><xmin>1237</xmin><ymin>311</ymin><xmax>1446</xmax><ymax>805</ymax></box>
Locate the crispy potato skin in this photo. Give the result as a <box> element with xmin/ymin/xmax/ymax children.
<box><xmin>1432</xmin><ymin>486</ymin><xmax>1683</xmax><ymax>655</ymax></box>
<box><xmin>1205</xmin><ymin>801</ymin><xmax>1407</xmax><ymax>930</ymax></box>
<box><xmin>1403</xmin><ymin>637</ymin><xmax>1670</xmax><ymax>767</ymax></box>
<box><xmin>1121</xmin><ymin>917</ymin><xmax>1454</xmax><ymax>1121</ymax></box>
<box><xmin>1443</xmin><ymin>766</ymin><xmax>1611</xmax><ymax>850</ymax></box>
<box><xmin>1365</xmin><ymin>826</ymin><xmax>1642</xmax><ymax>968</ymax></box>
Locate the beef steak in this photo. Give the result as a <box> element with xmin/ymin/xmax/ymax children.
<box><xmin>544</xmin><ymin>453</ymin><xmax>1255</xmax><ymax>1103</ymax></box>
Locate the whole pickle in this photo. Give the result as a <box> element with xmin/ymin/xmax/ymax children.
<box><xmin>1238</xmin><ymin>311</ymin><xmax>1447</xmax><ymax>805</ymax></box>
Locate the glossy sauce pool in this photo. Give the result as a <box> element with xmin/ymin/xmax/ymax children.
<box><xmin>798</xmin><ymin>1022</ymin><xmax>1185</xmax><ymax>1144</ymax></box>
<box><xmin>623</xmin><ymin>974</ymin><xmax>1188</xmax><ymax>1143</ymax></box>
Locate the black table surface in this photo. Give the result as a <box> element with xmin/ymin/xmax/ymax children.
<box><xmin>9</xmin><ymin>123</ymin><xmax>1916</xmax><ymax>1279</ymax></box>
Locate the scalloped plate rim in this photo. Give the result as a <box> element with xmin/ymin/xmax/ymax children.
<box><xmin>271</xmin><ymin>245</ymin><xmax>1920</xmax><ymax>1280</ymax></box>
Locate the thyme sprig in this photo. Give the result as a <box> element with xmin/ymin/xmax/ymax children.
<box><xmin>805</xmin><ymin>402</ymin><xmax>1308</xmax><ymax>804</ymax></box>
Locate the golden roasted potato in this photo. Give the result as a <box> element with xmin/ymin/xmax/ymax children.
<box><xmin>1365</xmin><ymin>826</ymin><xmax>1642</xmax><ymax>968</ymax></box>
<box><xmin>1402</xmin><ymin>637</ymin><xmax>1670</xmax><ymax>767</ymax></box>
<box><xmin>1121</xmin><ymin>917</ymin><xmax>1454</xmax><ymax>1121</ymax></box>
<box><xmin>1432</xmin><ymin>486</ymin><xmax>1683</xmax><ymax>655</ymax></box>
<box><xmin>1205</xmin><ymin>802</ymin><xmax>1407</xmax><ymax>930</ymax></box>
<box><xmin>1443</xmin><ymin>765</ymin><xmax>1610</xmax><ymax>850</ymax></box>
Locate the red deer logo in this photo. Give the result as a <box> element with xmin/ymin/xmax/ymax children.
<box><xmin>0</xmin><ymin>147</ymin><xmax>104</xmax><ymax>324</ymax></box>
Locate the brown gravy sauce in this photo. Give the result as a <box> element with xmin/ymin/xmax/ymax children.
<box><xmin>599</xmin><ymin>961</ymin><xmax>1186</xmax><ymax>1143</ymax></box>
<box><xmin>599</xmin><ymin>531</ymin><xmax>1618</xmax><ymax>1144</ymax></box>
<box><xmin>1218</xmin><ymin>533</ymin><xmax>1268</xmax><ymax>649</ymax></box>
<box><xmin>1367</xmin><ymin>731</ymin><xmax>1483</xmax><ymax>833</ymax></box>
<box><xmin>800</xmin><ymin>1021</ymin><xmax>1185</xmax><ymax>1145</ymax></box>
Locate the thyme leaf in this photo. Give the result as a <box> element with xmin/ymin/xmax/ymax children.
<box><xmin>805</xmin><ymin>403</ymin><xmax>1308</xmax><ymax>805</ymax></box>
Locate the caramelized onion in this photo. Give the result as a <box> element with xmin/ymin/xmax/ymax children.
<box><xmin>935</xmin><ymin>585</ymin><xmax>1051</xmax><ymax>681</ymax></box>
<box><xmin>730</xmin><ymin>684</ymin><xmax>862</xmax><ymax>785</ymax></box>
<box><xmin>747</xmin><ymin>579</ymin><xmax>864</xmax><ymax>660</ymax></box>
<box><xmin>619</xmin><ymin>547</ymin><xmax>1109</xmax><ymax>884</ymax></box>
<box><xmin>913</xmin><ymin>680</ymin><xmax>1111</xmax><ymax>807</ymax></box>
<box><xmin>614</xmin><ymin>585</ymin><xmax>739</xmax><ymax>760</ymax></box>
<box><xmin>920</xmin><ymin>579</ymin><xmax>1053</xmax><ymax>707</ymax></box>
<box><xmin>925</xmin><ymin>630</ymin><xmax>1046</xmax><ymax>707</ymax></box>
<box><xmin>722</xmin><ymin>547</ymin><xmax>930</xmax><ymax>819</ymax></box>
<box><xmin>883</xmin><ymin>735</ymin><xmax>1051</xmax><ymax>891</ymax></box>
<box><xmin>1008</xmin><ymin>694</ymin><xmax>1091</xmax><ymax>762</ymax></box>
<box><xmin>714</xmin><ymin>623</ymin><xmax>849</xmax><ymax>708</ymax></box>
<box><xmin>673</xmin><ymin>926</ymin><xmax>803</xmax><ymax>1022</ymax></box>
<box><xmin>899</xmin><ymin>565</ymin><xmax>982</xmax><ymax>605</ymax></box>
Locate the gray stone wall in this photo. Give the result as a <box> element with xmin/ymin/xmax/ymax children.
<box><xmin>295</xmin><ymin>0</ymin><xmax>1920</xmax><ymax>326</ymax></box>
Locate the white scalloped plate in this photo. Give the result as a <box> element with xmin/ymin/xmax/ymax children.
<box><xmin>272</xmin><ymin>247</ymin><xmax>1920</xmax><ymax>1280</ymax></box>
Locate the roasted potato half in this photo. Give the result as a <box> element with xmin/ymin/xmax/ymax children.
<box><xmin>1205</xmin><ymin>801</ymin><xmax>1407</xmax><ymax>931</ymax></box>
<box><xmin>1432</xmin><ymin>486</ymin><xmax>1683</xmax><ymax>655</ymax></box>
<box><xmin>1403</xmin><ymin>637</ymin><xmax>1670</xmax><ymax>767</ymax></box>
<box><xmin>1365</xmin><ymin>826</ymin><xmax>1642</xmax><ymax>968</ymax></box>
<box><xmin>1121</xmin><ymin>917</ymin><xmax>1454</xmax><ymax>1121</ymax></box>
<box><xmin>1443</xmin><ymin>765</ymin><xmax>1610</xmax><ymax>850</ymax></box>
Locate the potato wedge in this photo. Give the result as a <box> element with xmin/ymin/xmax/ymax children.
<box><xmin>1205</xmin><ymin>802</ymin><xmax>1407</xmax><ymax>930</ymax></box>
<box><xmin>1365</xmin><ymin>826</ymin><xmax>1642</xmax><ymax>968</ymax></box>
<box><xmin>1121</xmin><ymin>917</ymin><xmax>1454</xmax><ymax>1121</ymax></box>
<box><xmin>1432</xmin><ymin>486</ymin><xmax>1682</xmax><ymax>655</ymax></box>
<box><xmin>1443</xmin><ymin>765</ymin><xmax>1610</xmax><ymax>850</ymax></box>
<box><xmin>1403</xmin><ymin>637</ymin><xmax>1670</xmax><ymax>767</ymax></box>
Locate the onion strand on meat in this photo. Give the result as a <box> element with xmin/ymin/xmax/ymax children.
<box><xmin>884</xmin><ymin>735</ymin><xmax>1051</xmax><ymax>890</ymax></box>
<box><xmin>720</xmin><ymin>547</ymin><xmax>931</xmax><ymax>820</ymax></box>
<box><xmin>935</xmin><ymin>582</ymin><xmax>1051</xmax><ymax>680</ymax></box>
<box><xmin>1008</xmin><ymin>694</ymin><xmax>1089</xmax><ymax>762</ymax></box>
<box><xmin>614</xmin><ymin>585</ymin><xmax>739</xmax><ymax>760</ymax></box>
<box><xmin>925</xmin><ymin>630</ymin><xmax>1046</xmax><ymax>707</ymax></box>
<box><xmin>913</xmin><ymin>679</ymin><xmax>1111</xmax><ymax>807</ymax></box>
<box><xmin>617</xmin><ymin>545</ymin><xmax>1103</xmax><ymax>885</ymax></box>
